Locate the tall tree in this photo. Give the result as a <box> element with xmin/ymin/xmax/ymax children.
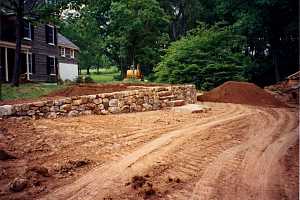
<box><xmin>216</xmin><ymin>0</ymin><xmax>299</xmax><ymax>83</ymax></box>
<box><xmin>106</xmin><ymin>0</ymin><xmax>169</xmax><ymax>77</ymax></box>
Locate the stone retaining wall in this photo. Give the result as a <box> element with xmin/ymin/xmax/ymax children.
<box><xmin>0</xmin><ymin>85</ymin><xmax>197</xmax><ymax>119</ymax></box>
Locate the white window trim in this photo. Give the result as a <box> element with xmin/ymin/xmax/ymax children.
<box><xmin>70</xmin><ymin>49</ymin><xmax>75</xmax><ymax>59</ymax></box>
<box><xmin>61</xmin><ymin>47</ymin><xmax>66</xmax><ymax>57</ymax></box>
<box><xmin>49</xmin><ymin>56</ymin><xmax>56</xmax><ymax>76</ymax></box>
<box><xmin>47</xmin><ymin>24</ymin><xmax>55</xmax><ymax>45</ymax></box>
<box><xmin>23</xmin><ymin>22</ymin><xmax>32</xmax><ymax>41</ymax></box>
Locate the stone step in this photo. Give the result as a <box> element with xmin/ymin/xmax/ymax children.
<box><xmin>159</xmin><ymin>95</ymin><xmax>175</xmax><ymax>100</ymax></box>
<box><xmin>169</xmin><ymin>100</ymin><xmax>186</xmax><ymax>107</ymax></box>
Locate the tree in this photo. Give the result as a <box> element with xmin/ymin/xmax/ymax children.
<box><xmin>215</xmin><ymin>0</ymin><xmax>299</xmax><ymax>84</ymax></box>
<box><xmin>155</xmin><ymin>25</ymin><xmax>253</xmax><ymax>90</ymax></box>
<box><xmin>106</xmin><ymin>0</ymin><xmax>169</xmax><ymax>77</ymax></box>
<box><xmin>59</xmin><ymin>5</ymin><xmax>106</xmax><ymax>75</ymax></box>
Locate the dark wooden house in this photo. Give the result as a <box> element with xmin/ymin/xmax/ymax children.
<box><xmin>0</xmin><ymin>4</ymin><xmax>79</xmax><ymax>83</ymax></box>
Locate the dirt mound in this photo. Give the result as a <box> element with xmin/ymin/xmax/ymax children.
<box><xmin>46</xmin><ymin>83</ymin><xmax>163</xmax><ymax>97</ymax></box>
<box><xmin>198</xmin><ymin>81</ymin><xmax>286</xmax><ymax>107</ymax></box>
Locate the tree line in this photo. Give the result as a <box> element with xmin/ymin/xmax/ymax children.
<box><xmin>2</xmin><ymin>0</ymin><xmax>299</xmax><ymax>88</ymax></box>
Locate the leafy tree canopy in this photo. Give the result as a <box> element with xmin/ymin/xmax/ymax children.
<box><xmin>155</xmin><ymin>25</ymin><xmax>253</xmax><ymax>90</ymax></box>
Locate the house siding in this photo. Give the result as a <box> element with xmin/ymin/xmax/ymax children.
<box><xmin>31</xmin><ymin>24</ymin><xmax>58</xmax><ymax>82</ymax></box>
<box><xmin>0</xmin><ymin>15</ymin><xmax>59</xmax><ymax>82</ymax></box>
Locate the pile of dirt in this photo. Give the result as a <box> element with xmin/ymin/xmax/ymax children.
<box><xmin>46</xmin><ymin>83</ymin><xmax>163</xmax><ymax>97</ymax></box>
<box><xmin>265</xmin><ymin>77</ymin><xmax>299</xmax><ymax>105</ymax></box>
<box><xmin>198</xmin><ymin>81</ymin><xmax>286</xmax><ymax>107</ymax></box>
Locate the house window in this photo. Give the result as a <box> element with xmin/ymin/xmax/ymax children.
<box><xmin>46</xmin><ymin>25</ymin><xmax>55</xmax><ymax>45</ymax></box>
<box><xmin>23</xmin><ymin>21</ymin><xmax>31</xmax><ymax>40</ymax></box>
<box><xmin>28</xmin><ymin>54</ymin><xmax>33</xmax><ymax>74</ymax></box>
<box><xmin>48</xmin><ymin>56</ymin><xmax>56</xmax><ymax>75</ymax></box>
<box><xmin>60</xmin><ymin>47</ymin><xmax>66</xmax><ymax>57</ymax></box>
<box><xmin>71</xmin><ymin>49</ymin><xmax>75</xmax><ymax>58</ymax></box>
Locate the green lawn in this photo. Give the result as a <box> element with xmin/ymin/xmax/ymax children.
<box><xmin>0</xmin><ymin>83</ymin><xmax>64</xmax><ymax>100</ymax></box>
<box><xmin>80</xmin><ymin>67</ymin><xmax>121</xmax><ymax>83</ymax></box>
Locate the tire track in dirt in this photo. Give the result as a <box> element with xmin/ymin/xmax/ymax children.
<box><xmin>40</xmin><ymin>103</ymin><xmax>250</xmax><ymax>200</ymax></box>
<box><xmin>190</xmin><ymin>107</ymin><xmax>298</xmax><ymax>200</ymax></box>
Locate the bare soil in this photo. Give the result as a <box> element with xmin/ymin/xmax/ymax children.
<box><xmin>198</xmin><ymin>81</ymin><xmax>287</xmax><ymax>107</ymax></box>
<box><xmin>0</xmin><ymin>102</ymin><xmax>298</xmax><ymax>200</ymax></box>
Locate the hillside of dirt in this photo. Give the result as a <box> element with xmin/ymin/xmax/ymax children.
<box><xmin>198</xmin><ymin>81</ymin><xmax>287</xmax><ymax>107</ymax></box>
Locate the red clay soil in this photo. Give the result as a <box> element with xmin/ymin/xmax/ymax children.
<box><xmin>45</xmin><ymin>83</ymin><xmax>144</xmax><ymax>97</ymax></box>
<box><xmin>198</xmin><ymin>81</ymin><xmax>287</xmax><ymax>107</ymax></box>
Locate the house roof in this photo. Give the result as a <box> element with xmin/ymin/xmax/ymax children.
<box><xmin>57</xmin><ymin>33</ymin><xmax>80</xmax><ymax>50</ymax></box>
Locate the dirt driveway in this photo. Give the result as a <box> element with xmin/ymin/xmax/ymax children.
<box><xmin>0</xmin><ymin>102</ymin><xmax>298</xmax><ymax>200</ymax></box>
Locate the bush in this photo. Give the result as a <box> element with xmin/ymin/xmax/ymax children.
<box><xmin>75</xmin><ymin>76</ymin><xmax>84</xmax><ymax>83</ymax></box>
<box><xmin>113</xmin><ymin>74</ymin><xmax>123</xmax><ymax>81</ymax></box>
<box><xmin>155</xmin><ymin>25</ymin><xmax>253</xmax><ymax>90</ymax></box>
<box><xmin>84</xmin><ymin>76</ymin><xmax>95</xmax><ymax>83</ymax></box>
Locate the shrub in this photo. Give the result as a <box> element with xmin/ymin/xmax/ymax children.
<box><xmin>155</xmin><ymin>25</ymin><xmax>253</xmax><ymax>90</ymax></box>
<box><xmin>75</xmin><ymin>76</ymin><xmax>84</xmax><ymax>83</ymax></box>
<box><xmin>84</xmin><ymin>76</ymin><xmax>95</xmax><ymax>83</ymax></box>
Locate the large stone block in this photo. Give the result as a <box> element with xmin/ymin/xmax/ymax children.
<box><xmin>109</xmin><ymin>99</ymin><xmax>118</xmax><ymax>107</ymax></box>
<box><xmin>0</xmin><ymin>105</ymin><xmax>13</xmax><ymax>116</ymax></box>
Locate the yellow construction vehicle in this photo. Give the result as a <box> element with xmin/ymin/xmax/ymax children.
<box><xmin>126</xmin><ymin>64</ymin><xmax>143</xmax><ymax>79</ymax></box>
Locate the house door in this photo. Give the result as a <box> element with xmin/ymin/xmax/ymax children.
<box><xmin>7</xmin><ymin>48</ymin><xmax>15</xmax><ymax>82</ymax></box>
<box><xmin>0</xmin><ymin>47</ymin><xmax>5</xmax><ymax>82</ymax></box>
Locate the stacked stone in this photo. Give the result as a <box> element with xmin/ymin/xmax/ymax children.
<box><xmin>0</xmin><ymin>85</ymin><xmax>197</xmax><ymax>119</ymax></box>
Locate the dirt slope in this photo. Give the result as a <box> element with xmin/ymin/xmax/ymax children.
<box><xmin>198</xmin><ymin>81</ymin><xmax>287</xmax><ymax>107</ymax></box>
<box><xmin>40</xmin><ymin>103</ymin><xmax>299</xmax><ymax>200</ymax></box>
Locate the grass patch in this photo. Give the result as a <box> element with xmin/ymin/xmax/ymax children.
<box><xmin>0</xmin><ymin>83</ymin><xmax>64</xmax><ymax>100</ymax></box>
<box><xmin>89</xmin><ymin>72</ymin><xmax>120</xmax><ymax>83</ymax></box>
<box><xmin>81</xmin><ymin>68</ymin><xmax>121</xmax><ymax>83</ymax></box>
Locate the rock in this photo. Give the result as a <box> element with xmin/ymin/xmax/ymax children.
<box><xmin>109</xmin><ymin>99</ymin><xmax>118</xmax><ymax>107</ymax></box>
<box><xmin>0</xmin><ymin>105</ymin><xmax>13</xmax><ymax>116</ymax></box>
<box><xmin>68</xmin><ymin>110</ymin><xmax>79</xmax><ymax>117</ymax></box>
<box><xmin>27</xmin><ymin>166</ymin><xmax>50</xmax><ymax>177</ymax></box>
<box><xmin>101</xmin><ymin>110</ymin><xmax>109</xmax><ymax>115</ymax></box>
<box><xmin>93</xmin><ymin>98</ymin><xmax>102</xmax><ymax>105</ymax></box>
<box><xmin>72</xmin><ymin>99</ymin><xmax>82</xmax><ymax>106</ymax></box>
<box><xmin>21</xmin><ymin>104</ymin><xmax>30</xmax><ymax>111</ymax></box>
<box><xmin>60</xmin><ymin>104</ymin><xmax>72</xmax><ymax>112</ymax></box>
<box><xmin>54</xmin><ymin>99</ymin><xmax>65</xmax><ymax>106</ymax></box>
<box><xmin>32</xmin><ymin>101</ymin><xmax>45</xmax><ymax>107</ymax></box>
<box><xmin>9</xmin><ymin>178</ymin><xmax>28</xmax><ymax>192</ymax></box>
<box><xmin>47</xmin><ymin>112</ymin><xmax>57</xmax><ymax>119</ymax></box>
<box><xmin>81</xmin><ymin>96</ymin><xmax>89</xmax><ymax>104</ymax></box>
<box><xmin>121</xmin><ymin>105</ymin><xmax>130</xmax><ymax>113</ymax></box>
<box><xmin>157</xmin><ymin>91</ymin><xmax>172</xmax><ymax>97</ymax></box>
<box><xmin>171</xmin><ymin>100</ymin><xmax>185</xmax><ymax>107</ymax></box>
<box><xmin>98</xmin><ymin>104</ymin><xmax>105</xmax><ymax>110</ymax></box>
<box><xmin>108</xmin><ymin>107</ymin><xmax>120</xmax><ymax>114</ymax></box>
<box><xmin>50</xmin><ymin>106</ymin><xmax>60</xmax><ymax>112</ymax></box>
<box><xmin>81</xmin><ymin>110</ymin><xmax>92</xmax><ymax>115</ymax></box>
<box><xmin>0</xmin><ymin>149</ymin><xmax>16</xmax><ymax>160</ymax></box>
<box><xmin>142</xmin><ymin>103</ymin><xmax>152</xmax><ymax>111</ymax></box>
<box><xmin>103</xmin><ymin>98</ymin><xmax>109</xmax><ymax>109</ymax></box>
<box><xmin>27</xmin><ymin>110</ymin><xmax>35</xmax><ymax>116</ymax></box>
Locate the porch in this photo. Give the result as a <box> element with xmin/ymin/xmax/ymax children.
<box><xmin>0</xmin><ymin>41</ymin><xmax>33</xmax><ymax>82</ymax></box>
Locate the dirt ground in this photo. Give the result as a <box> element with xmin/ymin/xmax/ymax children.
<box><xmin>0</xmin><ymin>102</ymin><xmax>298</xmax><ymax>200</ymax></box>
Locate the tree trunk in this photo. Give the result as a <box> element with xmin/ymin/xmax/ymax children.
<box><xmin>11</xmin><ymin>2</ymin><xmax>24</xmax><ymax>87</ymax></box>
<box><xmin>87</xmin><ymin>67</ymin><xmax>90</xmax><ymax>75</ymax></box>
